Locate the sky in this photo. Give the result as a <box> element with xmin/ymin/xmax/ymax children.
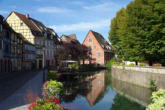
<box><xmin>0</xmin><ymin>0</ymin><xmax>133</xmax><ymax>43</ymax></box>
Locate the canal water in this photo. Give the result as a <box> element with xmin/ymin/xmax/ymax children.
<box><xmin>55</xmin><ymin>70</ymin><xmax>152</xmax><ymax>110</ymax></box>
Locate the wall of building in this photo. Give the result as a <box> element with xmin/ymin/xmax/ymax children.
<box><xmin>7</xmin><ymin>13</ymin><xmax>44</xmax><ymax>69</ymax></box>
<box><xmin>6</xmin><ymin>13</ymin><xmax>35</xmax><ymax>44</ymax></box>
<box><xmin>23</xmin><ymin>43</ymin><xmax>36</xmax><ymax>70</ymax></box>
<box><xmin>83</xmin><ymin>31</ymin><xmax>105</xmax><ymax>65</ymax></box>
<box><xmin>111</xmin><ymin>66</ymin><xmax>165</xmax><ymax>89</ymax></box>
<box><xmin>44</xmin><ymin>39</ymin><xmax>55</xmax><ymax>67</ymax></box>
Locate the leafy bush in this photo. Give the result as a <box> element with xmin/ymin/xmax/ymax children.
<box><xmin>79</xmin><ymin>64</ymin><xmax>97</xmax><ymax>71</ymax></box>
<box><xmin>146</xmin><ymin>89</ymin><xmax>165</xmax><ymax>110</ymax></box>
<box><xmin>28</xmin><ymin>98</ymin><xmax>63</xmax><ymax>110</ymax></box>
<box><xmin>118</xmin><ymin>62</ymin><xmax>124</xmax><ymax>66</ymax></box>
<box><xmin>106</xmin><ymin>58</ymin><xmax>116</xmax><ymax>69</ymax></box>
<box><xmin>139</xmin><ymin>63</ymin><xmax>146</xmax><ymax>66</ymax></box>
<box><xmin>47</xmin><ymin>72</ymin><xmax>56</xmax><ymax>81</ymax></box>
<box><xmin>42</xmin><ymin>80</ymin><xmax>63</xmax><ymax>99</ymax></box>
<box><xmin>149</xmin><ymin>79</ymin><xmax>157</xmax><ymax>92</ymax></box>
<box><xmin>128</xmin><ymin>63</ymin><xmax>134</xmax><ymax>67</ymax></box>
<box><xmin>152</xmin><ymin>63</ymin><xmax>162</xmax><ymax>67</ymax></box>
<box><xmin>68</xmin><ymin>63</ymin><xmax>79</xmax><ymax>70</ymax></box>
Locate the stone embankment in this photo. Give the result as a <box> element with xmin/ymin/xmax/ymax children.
<box><xmin>112</xmin><ymin>66</ymin><xmax>165</xmax><ymax>89</ymax></box>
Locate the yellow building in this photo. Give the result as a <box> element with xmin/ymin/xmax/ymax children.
<box><xmin>6</xmin><ymin>11</ymin><xmax>45</xmax><ymax>69</ymax></box>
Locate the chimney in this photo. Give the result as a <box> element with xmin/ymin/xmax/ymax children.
<box><xmin>25</xmin><ymin>14</ymin><xmax>29</xmax><ymax>19</ymax></box>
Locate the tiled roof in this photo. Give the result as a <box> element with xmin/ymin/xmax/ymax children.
<box><xmin>10</xmin><ymin>12</ymin><xmax>60</xmax><ymax>44</ymax></box>
<box><xmin>61</xmin><ymin>34</ymin><xmax>79</xmax><ymax>43</ymax></box>
<box><xmin>31</xmin><ymin>18</ymin><xmax>47</xmax><ymax>33</ymax></box>
<box><xmin>68</xmin><ymin>34</ymin><xmax>77</xmax><ymax>40</ymax></box>
<box><xmin>90</xmin><ymin>30</ymin><xmax>112</xmax><ymax>52</ymax></box>
<box><xmin>13</xmin><ymin>12</ymin><xmax>41</xmax><ymax>33</ymax></box>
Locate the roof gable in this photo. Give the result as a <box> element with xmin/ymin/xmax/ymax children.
<box><xmin>90</xmin><ymin>30</ymin><xmax>112</xmax><ymax>52</ymax></box>
<box><xmin>13</xmin><ymin>12</ymin><xmax>40</xmax><ymax>32</ymax></box>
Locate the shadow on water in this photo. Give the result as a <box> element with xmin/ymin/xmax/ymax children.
<box><xmin>55</xmin><ymin>70</ymin><xmax>151</xmax><ymax>110</ymax></box>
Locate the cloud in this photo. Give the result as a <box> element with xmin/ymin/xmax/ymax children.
<box><xmin>70</xmin><ymin>1</ymin><xmax>85</xmax><ymax>6</ymax></box>
<box><xmin>0</xmin><ymin>10</ymin><xmax>8</xmax><ymax>14</ymax></box>
<box><xmin>83</xmin><ymin>2</ymin><xmax>120</xmax><ymax>11</ymax></box>
<box><xmin>50</xmin><ymin>19</ymin><xmax>110</xmax><ymax>32</ymax></box>
<box><xmin>37</xmin><ymin>7</ymin><xmax>73</xmax><ymax>13</ymax></box>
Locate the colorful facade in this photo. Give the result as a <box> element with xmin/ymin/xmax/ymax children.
<box><xmin>6</xmin><ymin>12</ymin><xmax>43</xmax><ymax>69</ymax></box>
<box><xmin>44</xmin><ymin>28</ymin><xmax>56</xmax><ymax>67</ymax></box>
<box><xmin>11</xmin><ymin>33</ymin><xmax>23</xmax><ymax>72</ymax></box>
<box><xmin>22</xmin><ymin>40</ymin><xmax>36</xmax><ymax>70</ymax></box>
<box><xmin>0</xmin><ymin>16</ymin><xmax>12</xmax><ymax>72</ymax></box>
<box><xmin>83</xmin><ymin>30</ymin><xmax>114</xmax><ymax>66</ymax></box>
<box><xmin>6</xmin><ymin>11</ymin><xmax>57</xmax><ymax>69</ymax></box>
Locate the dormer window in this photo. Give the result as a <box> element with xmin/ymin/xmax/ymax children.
<box><xmin>101</xmin><ymin>45</ymin><xmax>104</xmax><ymax>48</ymax></box>
<box><xmin>50</xmin><ymin>35</ymin><xmax>53</xmax><ymax>39</ymax></box>
<box><xmin>44</xmin><ymin>33</ymin><xmax>47</xmax><ymax>38</ymax></box>
<box><xmin>20</xmin><ymin>22</ymin><xmax>23</xmax><ymax>26</ymax></box>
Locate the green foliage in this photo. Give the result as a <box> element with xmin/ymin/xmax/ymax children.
<box><xmin>79</xmin><ymin>64</ymin><xmax>103</xmax><ymax>71</ymax></box>
<box><xmin>111</xmin><ymin>94</ymin><xmax>145</xmax><ymax>110</ymax></box>
<box><xmin>152</xmin><ymin>63</ymin><xmax>162</xmax><ymax>67</ymax></box>
<box><xmin>149</xmin><ymin>79</ymin><xmax>157</xmax><ymax>91</ymax></box>
<box><xmin>146</xmin><ymin>89</ymin><xmax>165</xmax><ymax>110</ymax></box>
<box><xmin>29</xmin><ymin>98</ymin><xmax>63</xmax><ymax>110</ymax></box>
<box><xmin>129</xmin><ymin>63</ymin><xmax>134</xmax><ymax>67</ymax></box>
<box><xmin>43</xmin><ymin>80</ymin><xmax>63</xmax><ymax>99</ymax></box>
<box><xmin>68</xmin><ymin>63</ymin><xmax>79</xmax><ymax>70</ymax></box>
<box><xmin>47</xmin><ymin>72</ymin><xmax>56</xmax><ymax>81</ymax></box>
<box><xmin>118</xmin><ymin>62</ymin><xmax>125</xmax><ymax>66</ymax></box>
<box><xmin>139</xmin><ymin>63</ymin><xmax>146</xmax><ymax>66</ymax></box>
<box><xmin>106</xmin><ymin>58</ymin><xmax>116</xmax><ymax>69</ymax></box>
<box><xmin>109</xmin><ymin>0</ymin><xmax>165</xmax><ymax>64</ymax></box>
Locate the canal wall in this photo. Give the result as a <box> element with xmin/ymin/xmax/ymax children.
<box><xmin>111</xmin><ymin>77</ymin><xmax>152</xmax><ymax>107</ymax></box>
<box><xmin>111</xmin><ymin>66</ymin><xmax>165</xmax><ymax>89</ymax></box>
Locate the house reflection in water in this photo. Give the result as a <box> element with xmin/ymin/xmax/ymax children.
<box><xmin>86</xmin><ymin>71</ymin><xmax>105</xmax><ymax>106</ymax></box>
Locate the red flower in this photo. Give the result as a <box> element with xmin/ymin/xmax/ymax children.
<box><xmin>28</xmin><ymin>102</ymin><xmax>37</xmax><ymax>110</ymax></box>
<box><xmin>53</xmin><ymin>98</ymin><xmax>60</xmax><ymax>104</ymax></box>
<box><xmin>43</xmin><ymin>81</ymin><xmax>48</xmax><ymax>87</ymax></box>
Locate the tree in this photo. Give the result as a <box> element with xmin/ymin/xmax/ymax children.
<box><xmin>109</xmin><ymin>0</ymin><xmax>165</xmax><ymax>66</ymax></box>
<box><xmin>56</xmin><ymin>41</ymin><xmax>90</xmax><ymax>64</ymax></box>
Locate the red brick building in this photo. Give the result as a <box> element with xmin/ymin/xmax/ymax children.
<box><xmin>83</xmin><ymin>30</ymin><xmax>114</xmax><ymax>66</ymax></box>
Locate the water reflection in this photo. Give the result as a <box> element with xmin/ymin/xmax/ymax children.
<box><xmin>111</xmin><ymin>77</ymin><xmax>152</xmax><ymax>107</ymax></box>
<box><xmin>86</xmin><ymin>71</ymin><xmax>105</xmax><ymax>106</ymax></box>
<box><xmin>56</xmin><ymin>70</ymin><xmax>150</xmax><ymax>110</ymax></box>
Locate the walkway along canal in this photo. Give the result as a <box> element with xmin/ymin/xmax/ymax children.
<box><xmin>0</xmin><ymin>70</ymin><xmax>45</xmax><ymax>110</ymax></box>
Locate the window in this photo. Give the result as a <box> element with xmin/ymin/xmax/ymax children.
<box><xmin>93</xmin><ymin>45</ymin><xmax>96</xmax><ymax>50</ymax></box>
<box><xmin>45</xmin><ymin>41</ymin><xmax>47</xmax><ymax>46</ymax></box>
<box><xmin>51</xmin><ymin>35</ymin><xmax>53</xmax><ymax>39</ymax></box>
<box><xmin>20</xmin><ymin>22</ymin><xmax>23</xmax><ymax>26</ymax></box>
<box><xmin>37</xmin><ymin>40</ymin><xmax>39</xmax><ymax>45</ymax></box>
<box><xmin>0</xmin><ymin>40</ymin><xmax>1</xmax><ymax>49</ymax></box>
<box><xmin>40</xmin><ymin>40</ymin><xmax>43</xmax><ymax>45</ymax></box>
<box><xmin>6</xmin><ymin>31</ymin><xmax>10</xmax><ymax>39</ymax></box>
<box><xmin>98</xmin><ymin>60</ymin><xmax>101</xmax><ymax>64</ymax></box>
<box><xmin>47</xmin><ymin>50</ymin><xmax>49</xmax><ymax>56</ymax></box>
<box><xmin>88</xmin><ymin>38</ymin><xmax>92</xmax><ymax>42</ymax></box>
<box><xmin>0</xmin><ymin>24</ymin><xmax>2</xmax><ymax>32</ymax></box>
<box><xmin>5</xmin><ymin>44</ymin><xmax>9</xmax><ymax>53</ymax></box>
<box><xmin>44</xmin><ymin>33</ymin><xmax>47</xmax><ymax>38</ymax></box>
<box><xmin>97</xmin><ymin>52</ymin><xmax>101</xmax><ymax>57</ymax></box>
